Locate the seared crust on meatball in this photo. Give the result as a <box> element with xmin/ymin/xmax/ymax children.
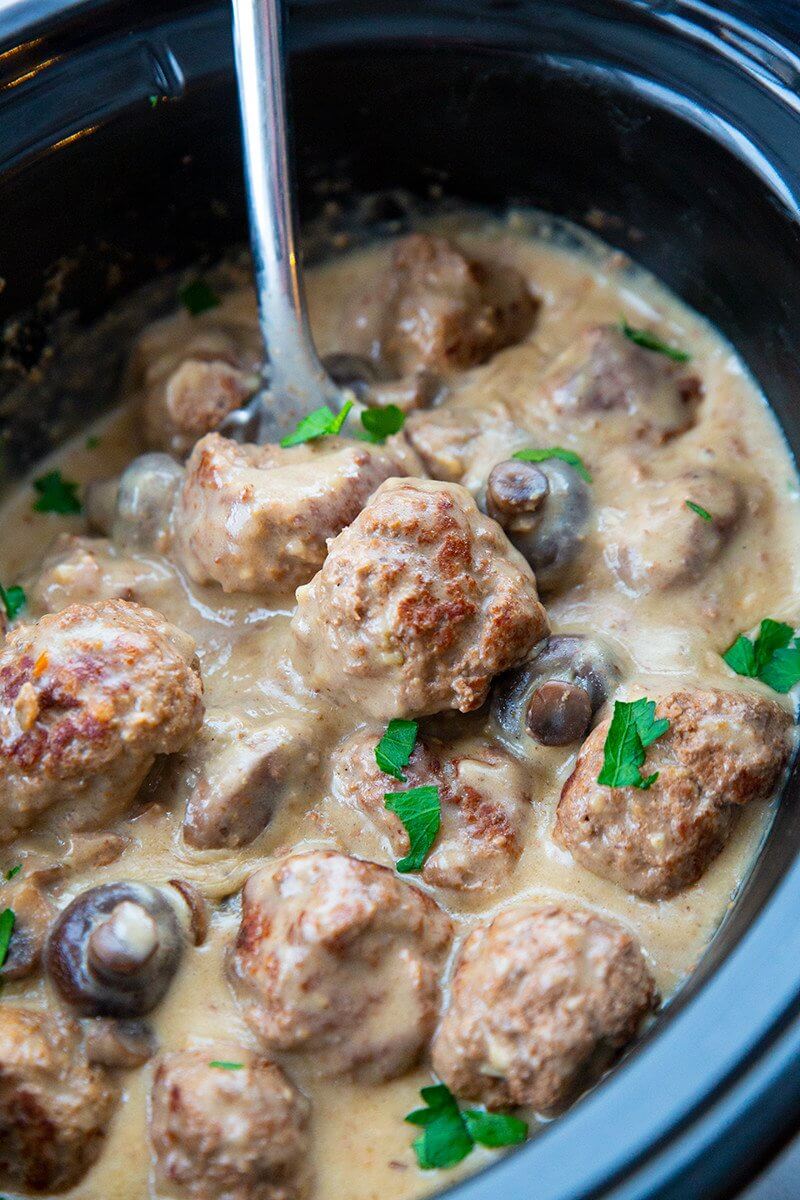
<box><xmin>604</xmin><ymin>467</ymin><xmax>743</xmax><ymax>593</ymax></box>
<box><xmin>228</xmin><ymin>850</ymin><xmax>453</xmax><ymax>1081</ymax></box>
<box><xmin>150</xmin><ymin>1048</ymin><xmax>310</xmax><ymax>1200</ymax></box>
<box><xmin>0</xmin><ymin>599</ymin><xmax>204</xmax><ymax>841</ymax></box>
<box><xmin>176</xmin><ymin>433</ymin><xmax>408</xmax><ymax>596</ymax></box>
<box><xmin>0</xmin><ymin>1007</ymin><xmax>118</xmax><ymax>1193</ymax></box>
<box><xmin>538</xmin><ymin>324</ymin><xmax>701</xmax><ymax>444</ymax></box>
<box><xmin>350</xmin><ymin>234</ymin><xmax>536</xmax><ymax>376</ymax></box>
<box><xmin>432</xmin><ymin>905</ymin><xmax>657</xmax><ymax>1114</ymax></box>
<box><xmin>291</xmin><ymin>478</ymin><xmax>548</xmax><ymax>720</ymax></box>
<box><xmin>554</xmin><ymin>689</ymin><xmax>793</xmax><ymax>899</ymax></box>
<box><xmin>330</xmin><ymin>730</ymin><xmax>531</xmax><ymax>891</ymax></box>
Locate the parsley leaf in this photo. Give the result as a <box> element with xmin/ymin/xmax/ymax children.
<box><xmin>0</xmin><ymin>908</ymin><xmax>14</xmax><ymax>968</ymax></box>
<box><xmin>179</xmin><ymin>280</ymin><xmax>220</xmax><ymax>316</ymax></box>
<box><xmin>597</xmin><ymin>698</ymin><xmax>670</xmax><ymax>790</ymax></box>
<box><xmin>0</xmin><ymin>584</ymin><xmax>25</xmax><ymax>621</ymax></box>
<box><xmin>359</xmin><ymin>404</ymin><xmax>405</xmax><ymax>444</ymax></box>
<box><xmin>279</xmin><ymin>401</ymin><xmax>353</xmax><ymax>448</ymax></box>
<box><xmin>5</xmin><ymin>866</ymin><xmax>21</xmax><ymax>881</ymax></box>
<box><xmin>722</xmin><ymin>618</ymin><xmax>800</xmax><ymax>693</ymax></box>
<box><xmin>405</xmin><ymin>1083</ymin><xmax>527</xmax><ymax>1170</ymax></box>
<box><xmin>463</xmin><ymin>1109</ymin><xmax>528</xmax><ymax>1149</ymax></box>
<box><xmin>513</xmin><ymin>447</ymin><xmax>591</xmax><ymax>483</ymax></box>
<box><xmin>375</xmin><ymin>719</ymin><xmax>419</xmax><ymax>782</ymax></box>
<box><xmin>685</xmin><ymin>500</ymin><xmax>712</xmax><ymax>522</ymax></box>
<box><xmin>384</xmin><ymin>785</ymin><xmax>440</xmax><ymax>872</ymax></box>
<box><xmin>32</xmin><ymin>470</ymin><xmax>82</xmax><ymax>514</ymax></box>
<box><xmin>209</xmin><ymin>1060</ymin><xmax>244</xmax><ymax>1070</ymax></box>
<box><xmin>86</xmin><ymin>435</ymin><xmax>100</xmax><ymax>450</ymax></box>
<box><xmin>619</xmin><ymin>319</ymin><xmax>691</xmax><ymax>363</ymax></box>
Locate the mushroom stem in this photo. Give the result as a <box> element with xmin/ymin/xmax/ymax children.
<box><xmin>88</xmin><ymin>902</ymin><xmax>160</xmax><ymax>980</ymax></box>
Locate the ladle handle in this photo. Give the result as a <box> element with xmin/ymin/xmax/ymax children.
<box><xmin>230</xmin><ymin>0</ymin><xmax>337</xmax><ymax>410</ymax></box>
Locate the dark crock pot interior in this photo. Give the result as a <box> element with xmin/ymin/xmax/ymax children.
<box><xmin>0</xmin><ymin>1</ymin><xmax>799</xmax><ymax>1198</ymax></box>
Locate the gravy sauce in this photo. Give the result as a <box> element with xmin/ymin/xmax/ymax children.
<box><xmin>0</xmin><ymin>211</ymin><xmax>798</xmax><ymax>1200</ymax></box>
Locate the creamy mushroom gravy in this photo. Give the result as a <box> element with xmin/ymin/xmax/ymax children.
<box><xmin>0</xmin><ymin>208</ymin><xmax>798</xmax><ymax>1200</ymax></box>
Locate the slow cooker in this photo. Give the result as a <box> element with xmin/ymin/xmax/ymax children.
<box><xmin>0</xmin><ymin>1</ymin><xmax>799</xmax><ymax>1197</ymax></box>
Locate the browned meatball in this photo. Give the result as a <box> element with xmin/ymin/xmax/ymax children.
<box><xmin>554</xmin><ymin>689</ymin><xmax>793</xmax><ymax>899</ymax></box>
<box><xmin>329</xmin><ymin>730</ymin><xmax>531</xmax><ymax>891</ymax></box>
<box><xmin>0</xmin><ymin>599</ymin><xmax>204</xmax><ymax>841</ymax></box>
<box><xmin>0</xmin><ymin>1007</ymin><xmax>118</xmax><ymax>1193</ymax></box>
<box><xmin>150</xmin><ymin>1048</ymin><xmax>311</xmax><ymax>1200</ymax></box>
<box><xmin>0</xmin><ymin>873</ymin><xmax>55</xmax><ymax>981</ymax></box>
<box><xmin>348</xmin><ymin>233</ymin><xmax>536</xmax><ymax>376</ymax></box>
<box><xmin>537</xmin><ymin>324</ymin><xmax>701</xmax><ymax>444</ymax></box>
<box><xmin>139</xmin><ymin>325</ymin><xmax>261</xmax><ymax>458</ymax></box>
<box><xmin>291</xmin><ymin>478</ymin><xmax>548</xmax><ymax>720</ymax></box>
<box><xmin>176</xmin><ymin>433</ymin><xmax>408</xmax><ymax>596</ymax></box>
<box><xmin>228</xmin><ymin>850</ymin><xmax>453</xmax><ymax>1081</ymax></box>
<box><xmin>432</xmin><ymin>905</ymin><xmax>657</xmax><ymax>1115</ymax></box>
<box><xmin>404</xmin><ymin>402</ymin><xmax>528</xmax><ymax>487</ymax></box>
<box><xmin>29</xmin><ymin>535</ymin><xmax>178</xmax><ymax>615</ymax></box>
<box><xmin>604</xmin><ymin>467</ymin><xmax>743</xmax><ymax>592</ymax></box>
<box><xmin>177</xmin><ymin>709</ymin><xmax>321</xmax><ymax>850</ymax></box>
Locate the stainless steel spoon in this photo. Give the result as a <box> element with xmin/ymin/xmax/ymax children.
<box><xmin>223</xmin><ymin>0</ymin><xmax>343</xmax><ymax>443</ymax></box>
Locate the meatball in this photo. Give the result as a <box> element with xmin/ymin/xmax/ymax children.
<box><xmin>348</xmin><ymin>234</ymin><xmax>536</xmax><ymax>376</ymax></box>
<box><xmin>604</xmin><ymin>467</ymin><xmax>743</xmax><ymax>593</ymax></box>
<box><xmin>432</xmin><ymin>904</ymin><xmax>657</xmax><ymax>1115</ymax></box>
<box><xmin>554</xmin><ymin>688</ymin><xmax>793</xmax><ymax>899</ymax></box>
<box><xmin>176</xmin><ymin>432</ymin><xmax>408</xmax><ymax>596</ymax></box>
<box><xmin>291</xmin><ymin>478</ymin><xmax>548</xmax><ymax>720</ymax></box>
<box><xmin>150</xmin><ymin>1048</ymin><xmax>310</xmax><ymax>1200</ymax></box>
<box><xmin>0</xmin><ymin>1006</ymin><xmax>118</xmax><ymax>1193</ymax></box>
<box><xmin>0</xmin><ymin>873</ymin><xmax>55</xmax><ymax>981</ymax></box>
<box><xmin>228</xmin><ymin>850</ymin><xmax>453</xmax><ymax>1080</ymax></box>
<box><xmin>329</xmin><ymin>730</ymin><xmax>531</xmax><ymax>891</ymax></box>
<box><xmin>177</xmin><ymin>709</ymin><xmax>321</xmax><ymax>849</ymax></box>
<box><xmin>138</xmin><ymin>324</ymin><xmax>261</xmax><ymax>458</ymax></box>
<box><xmin>0</xmin><ymin>599</ymin><xmax>204</xmax><ymax>841</ymax></box>
<box><xmin>537</xmin><ymin>324</ymin><xmax>701</xmax><ymax>444</ymax></box>
<box><xmin>29</xmin><ymin>535</ymin><xmax>177</xmax><ymax>616</ymax></box>
<box><xmin>404</xmin><ymin>403</ymin><xmax>529</xmax><ymax>488</ymax></box>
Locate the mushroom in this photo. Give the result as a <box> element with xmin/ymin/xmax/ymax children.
<box><xmin>45</xmin><ymin>881</ymin><xmax>193</xmax><ymax>1017</ymax></box>
<box><xmin>321</xmin><ymin>352</ymin><xmax>386</xmax><ymax>400</ymax></box>
<box><xmin>112</xmin><ymin>452</ymin><xmax>184</xmax><ymax>552</ymax></box>
<box><xmin>492</xmin><ymin>634</ymin><xmax>620</xmax><ymax>747</ymax></box>
<box><xmin>84</xmin><ymin>1018</ymin><xmax>158</xmax><ymax>1068</ymax></box>
<box><xmin>483</xmin><ymin>457</ymin><xmax>590</xmax><ymax>592</ymax></box>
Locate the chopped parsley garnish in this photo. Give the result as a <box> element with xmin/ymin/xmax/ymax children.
<box><xmin>619</xmin><ymin>319</ymin><xmax>690</xmax><ymax>363</ymax></box>
<box><xmin>179</xmin><ymin>280</ymin><xmax>220</xmax><ymax>317</ymax></box>
<box><xmin>722</xmin><ymin>618</ymin><xmax>800</xmax><ymax>693</ymax></box>
<box><xmin>359</xmin><ymin>404</ymin><xmax>405</xmax><ymax>444</ymax></box>
<box><xmin>0</xmin><ymin>908</ymin><xmax>14</xmax><ymax>969</ymax></box>
<box><xmin>86</xmin><ymin>434</ymin><xmax>101</xmax><ymax>450</ymax></box>
<box><xmin>384</xmin><ymin>785</ymin><xmax>440</xmax><ymax>873</ymax></box>
<box><xmin>375</xmin><ymin>719</ymin><xmax>418</xmax><ymax>782</ymax></box>
<box><xmin>279</xmin><ymin>400</ymin><xmax>353</xmax><ymax>448</ymax></box>
<box><xmin>513</xmin><ymin>447</ymin><xmax>591</xmax><ymax>483</ymax></box>
<box><xmin>685</xmin><ymin>500</ymin><xmax>712</xmax><ymax>522</ymax></box>
<box><xmin>0</xmin><ymin>584</ymin><xmax>25</xmax><ymax>621</ymax></box>
<box><xmin>5</xmin><ymin>866</ymin><xmax>21</xmax><ymax>881</ymax></box>
<box><xmin>598</xmin><ymin>698</ymin><xmax>670</xmax><ymax>790</ymax></box>
<box><xmin>32</xmin><ymin>470</ymin><xmax>82</xmax><ymax>514</ymax></box>
<box><xmin>209</xmin><ymin>1060</ymin><xmax>244</xmax><ymax>1070</ymax></box>
<box><xmin>406</xmin><ymin>1083</ymin><xmax>527</xmax><ymax>1170</ymax></box>
<box><xmin>148</xmin><ymin>94</ymin><xmax>160</xmax><ymax>108</ymax></box>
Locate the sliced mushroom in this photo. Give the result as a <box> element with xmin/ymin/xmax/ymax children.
<box><xmin>322</xmin><ymin>352</ymin><xmax>386</xmax><ymax>399</ymax></box>
<box><xmin>84</xmin><ymin>1018</ymin><xmax>158</xmax><ymax>1068</ymax></box>
<box><xmin>45</xmin><ymin>881</ymin><xmax>189</xmax><ymax>1017</ymax></box>
<box><xmin>492</xmin><ymin>634</ymin><xmax>620</xmax><ymax>747</ymax></box>
<box><xmin>483</xmin><ymin>458</ymin><xmax>590</xmax><ymax>592</ymax></box>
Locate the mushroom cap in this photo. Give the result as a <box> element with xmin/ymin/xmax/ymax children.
<box><xmin>46</xmin><ymin>881</ymin><xmax>184</xmax><ymax>1018</ymax></box>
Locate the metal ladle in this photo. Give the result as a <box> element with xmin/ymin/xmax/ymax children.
<box><xmin>223</xmin><ymin>0</ymin><xmax>343</xmax><ymax>443</ymax></box>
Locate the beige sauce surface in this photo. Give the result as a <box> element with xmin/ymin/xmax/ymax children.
<box><xmin>0</xmin><ymin>211</ymin><xmax>798</xmax><ymax>1200</ymax></box>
